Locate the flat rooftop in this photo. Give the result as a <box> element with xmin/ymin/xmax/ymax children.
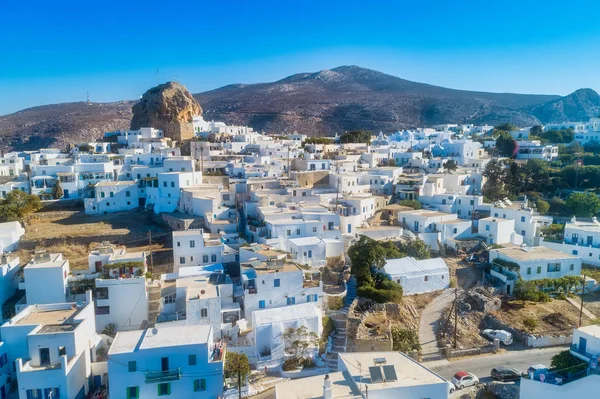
<box><xmin>397</xmin><ymin>209</ymin><xmax>450</xmax><ymax>218</ymax></box>
<box><xmin>275</xmin><ymin>371</ymin><xmax>360</xmax><ymax>399</ymax></box>
<box><xmin>13</xmin><ymin>306</ymin><xmax>82</xmax><ymax>329</ymax></box>
<box><xmin>577</xmin><ymin>325</ymin><xmax>600</xmax><ymax>339</ymax></box>
<box><xmin>109</xmin><ymin>324</ymin><xmax>212</xmax><ymax>355</ymax></box>
<box><xmin>339</xmin><ymin>351</ymin><xmax>446</xmax><ymax>389</ymax></box>
<box><xmin>493</xmin><ymin>245</ymin><xmax>578</xmax><ymax>261</ymax></box>
<box><xmin>566</xmin><ymin>220</ymin><xmax>600</xmax><ymax>232</ymax></box>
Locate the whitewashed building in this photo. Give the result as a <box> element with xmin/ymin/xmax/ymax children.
<box><xmin>94</xmin><ymin>277</ymin><xmax>148</xmax><ymax>332</ymax></box>
<box><xmin>478</xmin><ymin>217</ymin><xmax>524</xmax><ymax>245</ymax></box>
<box><xmin>0</xmin><ymin>221</ymin><xmax>25</xmax><ymax>252</ymax></box>
<box><xmin>383</xmin><ymin>257</ymin><xmax>450</xmax><ymax>295</ymax></box>
<box><xmin>17</xmin><ymin>253</ymin><xmax>70</xmax><ymax>312</ymax></box>
<box><xmin>84</xmin><ymin>181</ymin><xmax>139</xmax><ymax>215</ymax></box>
<box><xmin>541</xmin><ymin>217</ymin><xmax>600</xmax><ymax>267</ymax></box>
<box><xmin>0</xmin><ymin>254</ymin><xmax>20</xmax><ymax>320</ymax></box>
<box><xmin>172</xmin><ymin>229</ymin><xmax>237</xmax><ymax>273</ymax></box>
<box><xmin>107</xmin><ymin>324</ymin><xmax>224</xmax><ymax>399</ymax></box>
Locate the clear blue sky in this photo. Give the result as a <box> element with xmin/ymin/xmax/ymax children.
<box><xmin>2</xmin><ymin>0</ymin><xmax>600</xmax><ymax>114</ymax></box>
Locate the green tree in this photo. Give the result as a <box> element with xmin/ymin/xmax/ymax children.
<box><xmin>348</xmin><ymin>236</ymin><xmax>404</xmax><ymax>284</ymax></box>
<box><xmin>584</xmin><ymin>141</ymin><xmax>600</xmax><ymax>154</ymax></box>
<box><xmin>496</xmin><ymin>133</ymin><xmax>518</xmax><ymax>157</ymax></box>
<box><xmin>51</xmin><ymin>181</ymin><xmax>64</xmax><ymax>199</ymax></box>
<box><xmin>566</xmin><ymin>192</ymin><xmax>600</xmax><ymax>217</ymax></box>
<box><xmin>482</xmin><ymin>160</ymin><xmax>508</xmax><ymax>201</ymax></box>
<box><xmin>391</xmin><ymin>327</ymin><xmax>421</xmax><ymax>352</ymax></box>
<box><xmin>397</xmin><ymin>238</ymin><xmax>431</xmax><ymax>260</ymax></box>
<box><xmin>224</xmin><ymin>352</ymin><xmax>250</xmax><ymax>395</ymax></box>
<box><xmin>535</xmin><ymin>199</ymin><xmax>550</xmax><ymax>214</ymax></box>
<box><xmin>339</xmin><ymin>130</ymin><xmax>372</xmax><ymax>144</ymax></box>
<box><xmin>550</xmin><ymin>350</ymin><xmax>587</xmax><ymax>376</ymax></box>
<box><xmin>530</xmin><ymin>125</ymin><xmax>543</xmax><ymax>137</ymax></box>
<box><xmin>443</xmin><ymin>159</ymin><xmax>458</xmax><ymax>172</ymax></box>
<box><xmin>397</xmin><ymin>199</ymin><xmax>422</xmax><ymax>210</ymax></box>
<box><xmin>514</xmin><ymin>279</ymin><xmax>550</xmax><ymax>303</ymax></box>
<box><xmin>494</xmin><ymin>123</ymin><xmax>517</xmax><ymax>132</ymax></box>
<box><xmin>0</xmin><ymin>190</ymin><xmax>42</xmax><ymax>222</ymax></box>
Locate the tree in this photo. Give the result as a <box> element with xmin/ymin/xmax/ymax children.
<box><xmin>397</xmin><ymin>199</ymin><xmax>422</xmax><ymax>210</ymax></box>
<box><xmin>530</xmin><ymin>125</ymin><xmax>543</xmax><ymax>137</ymax></box>
<box><xmin>482</xmin><ymin>160</ymin><xmax>508</xmax><ymax>201</ymax></box>
<box><xmin>224</xmin><ymin>352</ymin><xmax>250</xmax><ymax>398</ymax></box>
<box><xmin>0</xmin><ymin>190</ymin><xmax>42</xmax><ymax>222</ymax></box>
<box><xmin>391</xmin><ymin>327</ymin><xmax>421</xmax><ymax>352</ymax></box>
<box><xmin>566</xmin><ymin>192</ymin><xmax>600</xmax><ymax>217</ymax></box>
<box><xmin>496</xmin><ymin>133</ymin><xmax>518</xmax><ymax>157</ymax></box>
<box><xmin>535</xmin><ymin>199</ymin><xmax>550</xmax><ymax>214</ymax></box>
<box><xmin>443</xmin><ymin>159</ymin><xmax>458</xmax><ymax>172</ymax></box>
<box><xmin>51</xmin><ymin>181</ymin><xmax>64</xmax><ymax>199</ymax></box>
<box><xmin>339</xmin><ymin>130</ymin><xmax>372</xmax><ymax>144</ymax></box>
<box><xmin>282</xmin><ymin>326</ymin><xmax>320</xmax><ymax>360</ymax></box>
<box><xmin>349</xmin><ymin>236</ymin><xmax>404</xmax><ymax>284</ymax></box>
<box><xmin>584</xmin><ymin>140</ymin><xmax>600</xmax><ymax>154</ymax></box>
<box><xmin>514</xmin><ymin>279</ymin><xmax>550</xmax><ymax>303</ymax></box>
<box><xmin>494</xmin><ymin>123</ymin><xmax>517</xmax><ymax>132</ymax></box>
<box><xmin>397</xmin><ymin>238</ymin><xmax>430</xmax><ymax>260</ymax></box>
<box><xmin>550</xmin><ymin>350</ymin><xmax>587</xmax><ymax>376</ymax></box>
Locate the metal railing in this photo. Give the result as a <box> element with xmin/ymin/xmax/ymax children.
<box><xmin>145</xmin><ymin>367</ymin><xmax>181</xmax><ymax>383</ymax></box>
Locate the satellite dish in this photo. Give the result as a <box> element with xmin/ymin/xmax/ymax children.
<box><xmin>152</xmin><ymin>328</ymin><xmax>158</xmax><ymax>335</ymax></box>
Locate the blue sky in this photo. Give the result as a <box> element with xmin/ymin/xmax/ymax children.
<box><xmin>2</xmin><ymin>0</ymin><xmax>600</xmax><ymax>114</ymax></box>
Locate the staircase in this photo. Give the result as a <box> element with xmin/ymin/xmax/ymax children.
<box><xmin>325</xmin><ymin>313</ymin><xmax>349</xmax><ymax>371</ymax></box>
<box><xmin>345</xmin><ymin>277</ymin><xmax>357</xmax><ymax>306</ymax></box>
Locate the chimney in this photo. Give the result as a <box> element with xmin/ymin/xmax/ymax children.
<box><xmin>323</xmin><ymin>374</ymin><xmax>332</xmax><ymax>399</ymax></box>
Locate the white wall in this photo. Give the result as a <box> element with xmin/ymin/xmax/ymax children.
<box><xmin>520</xmin><ymin>375</ymin><xmax>600</xmax><ymax>398</ymax></box>
<box><xmin>95</xmin><ymin>277</ymin><xmax>148</xmax><ymax>332</ymax></box>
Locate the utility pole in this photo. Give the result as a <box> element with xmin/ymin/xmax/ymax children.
<box><xmin>335</xmin><ymin>178</ymin><xmax>341</xmax><ymax>213</ymax></box>
<box><xmin>579</xmin><ymin>274</ymin><xmax>586</xmax><ymax>327</ymax></box>
<box><xmin>148</xmin><ymin>230</ymin><xmax>154</xmax><ymax>274</ymax></box>
<box><xmin>287</xmin><ymin>145</ymin><xmax>291</xmax><ymax>179</ymax></box>
<box><xmin>454</xmin><ymin>288</ymin><xmax>458</xmax><ymax>349</ymax></box>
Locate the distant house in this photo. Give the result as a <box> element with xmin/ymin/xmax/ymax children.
<box><xmin>383</xmin><ymin>257</ymin><xmax>450</xmax><ymax>295</ymax></box>
<box><xmin>0</xmin><ymin>221</ymin><xmax>25</xmax><ymax>252</ymax></box>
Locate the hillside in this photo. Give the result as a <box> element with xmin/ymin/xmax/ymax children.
<box><xmin>1</xmin><ymin>65</ymin><xmax>599</xmax><ymax>150</ymax></box>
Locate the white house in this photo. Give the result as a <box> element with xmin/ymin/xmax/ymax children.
<box><xmin>84</xmin><ymin>181</ymin><xmax>139</xmax><ymax>215</ymax></box>
<box><xmin>18</xmin><ymin>253</ymin><xmax>70</xmax><ymax>312</ymax></box>
<box><xmin>571</xmin><ymin>325</ymin><xmax>600</xmax><ymax>362</ymax></box>
<box><xmin>0</xmin><ymin>221</ymin><xmax>25</xmax><ymax>252</ymax></box>
<box><xmin>0</xmin><ymin>254</ymin><xmax>19</xmax><ymax>320</ymax></box>
<box><xmin>383</xmin><ymin>257</ymin><xmax>450</xmax><ymax>295</ymax></box>
<box><xmin>107</xmin><ymin>324</ymin><xmax>224</xmax><ymax>399</ymax></box>
<box><xmin>489</xmin><ymin>199</ymin><xmax>552</xmax><ymax>246</ymax></box>
<box><xmin>172</xmin><ymin>229</ymin><xmax>237</xmax><ymax>273</ymax></box>
<box><xmin>478</xmin><ymin>217</ymin><xmax>523</xmax><ymax>246</ymax></box>
<box><xmin>87</xmin><ymin>244</ymin><xmax>146</xmax><ymax>277</ymax></box>
<box><xmin>0</xmin><ymin>292</ymin><xmax>104</xmax><ymax>399</ymax></box>
<box><xmin>489</xmin><ymin>245</ymin><xmax>582</xmax><ymax>295</ymax></box>
<box><xmin>276</xmin><ymin>351</ymin><xmax>449</xmax><ymax>398</ymax></box>
<box><xmin>94</xmin><ymin>277</ymin><xmax>148</xmax><ymax>332</ymax></box>
<box><xmin>0</xmin><ymin>341</ymin><xmax>10</xmax><ymax>399</ymax></box>
<box><xmin>252</xmin><ymin>302</ymin><xmax>322</xmax><ymax>364</ymax></box>
<box><xmin>541</xmin><ymin>217</ymin><xmax>600</xmax><ymax>267</ymax></box>
<box><xmin>241</xmin><ymin>259</ymin><xmax>323</xmax><ymax>327</ymax></box>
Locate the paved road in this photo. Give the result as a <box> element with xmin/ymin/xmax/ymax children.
<box><xmin>426</xmin><ymin>346</ymin><xmax>566</xmax><ymax>381</ymax></box>
<box><xmin>418</xmin><ymin>289</ymin><xmax>455</xmax><ymax>355</ymax></box>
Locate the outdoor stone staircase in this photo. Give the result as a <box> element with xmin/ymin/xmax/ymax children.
<box><xmin>345</xmin><ymin>277</ymin><xmax>357</xmax><ymax>306</ymax></box>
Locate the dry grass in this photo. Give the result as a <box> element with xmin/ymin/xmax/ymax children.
<box><xmin>491</xmin><ymin>299</ymin><xmax>591</xmax><ymax>335</ymax></box>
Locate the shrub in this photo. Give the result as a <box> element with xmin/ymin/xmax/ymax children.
<box><xmin>282</xmin><ymin>357</ymin><xmax>301</xmax><ymax>371</ymax></box>
<box><xmin>301</xmin><ymin>358</ymin><xmax>316</xmax><ymax>369</ymax></box>
<box><xmin>328</xmin><ymin>296</ymin><xmax>344</xmax><ymax>310</ymax></box>
<box><xmin>397</xmin><ymin>199</ymin><xmax>422</xmax><ymax>210</ymax></box>
<box><xmin>550</xmin><ymin>350</ymin><xmax>587</xmax><ymax>376</ymax></box>
<box><xmin>357</xmin><ymin>285</ymin><xmax>401</xmax><ymax>303</ymax></box>
<box><xmin>391</xmin><ymin>327</ymin><xmax>421</xmax><ymax>352</ymax></box>
<box><xmin>522</xmin><ymin>316</ymin><xmax>538</xmax><ymax>332</ymax></box>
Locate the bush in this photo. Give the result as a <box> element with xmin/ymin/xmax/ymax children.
<box><xmin>328</xmin><ymin>296</ymin><xmax>344</xmax><ymax>310</ymax></box>
<box><xmin>522</xmin><ymin>316</ymin><xmax>538</xmax><ymax>332</ymax></box>
<box><xmin>282</xmin><ymin>357</ymin><xmax>301</xmax><ymax>371</ymax></box>
<box><xmin>514</xmin><ymin>279</ymin><xmax>551</xmax><ymax>302</ymax></box>
<box><xmin>550</xmin><ymin>350</ymin><xmax>587</xmax><ymax>377</ymax></box>
<box><xmin>301</xmin><ymin>358</ymin><xmax>316</xmax><ymax>369</ymax></box>
<box><xmin>391</xmin><ymin>327</ymin><xmax>420</xmax><ymax>352</ymax></box>
<box><xmin>397</xmin><ymin>199</ymin><xmax>422</xmax><ymax>210</ymax></box>
<box><xmin>358</xmin><ymin>285</ymin><xmax>401</xmax><ymax>303</ymax></box>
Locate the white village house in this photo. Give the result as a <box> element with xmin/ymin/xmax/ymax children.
<box><xmin>383</xmin><ymin>257</ymin><xmax>450</xmax><ymax>295</ymax></box>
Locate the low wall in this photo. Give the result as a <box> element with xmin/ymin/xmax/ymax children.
<box><xmin>527</xmin><ymin>334</ymin><xmax>572</xmax><ymax>348</ymax></box>
<box><xmin>447</xmin><ymin>344</ymin><xmax>496</xmax><ymax>359</ymax></box>
<box><xmin>279</xmin><ymin>364</ymin><xmax>329</xmax><ymax>379</ymax></box>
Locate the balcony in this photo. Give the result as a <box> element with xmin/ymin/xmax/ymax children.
<box><xmin>145</xmin><ymin>367</ymin><xmax>181</xmax><ymax>383</ymax></box>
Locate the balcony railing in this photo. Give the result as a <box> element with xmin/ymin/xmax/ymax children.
<box><xmin>145</xmin><ymin>368</ymin><xmax>181</xmax><ymax>383</ymax></box>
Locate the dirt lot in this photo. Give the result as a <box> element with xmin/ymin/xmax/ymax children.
<box><xmin>492</xmin><ymin>299</ymin><xmax>592</xmax><ymax>335</ymax></box>
<box><xmin>15</xmin><ymin>209</ymin><xmax>172</xmax><ymax>270</ymax></box>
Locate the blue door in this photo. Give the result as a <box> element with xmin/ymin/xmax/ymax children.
<box><xmin>63</xmin><ymin>189</ymin><xmax>69</xmax><ymax>198</ymax></box>
<box><xmin>580</xmin><ymin>337</ymin><xmax>587</xmax><ymax>354</ymax></box>
<box><xmin>94</xmin><ymin>375</ymin><xmax>102</xmax><ymax>388</ymax></box>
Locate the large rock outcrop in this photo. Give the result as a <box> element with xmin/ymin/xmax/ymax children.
<box><xmin>131</xmin><ymin>82</ymin><xmax>202</xmax><ymax>142</ymax></box>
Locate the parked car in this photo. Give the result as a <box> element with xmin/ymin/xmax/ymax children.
<box><xmin>491</xmin><ymin>366</ymin><xmax>521</xmax><ymax>381</ymax></box>
<box><xmin>447</xmin><ymin>381</ymin><xmax>455</xmax><ymax>394</ymax></box>
<box><xmin>482</xmin><ymin>329</ymin><xmax>513</xmax><ymax>345</ymax></box>
<box><xmin>451</xmin><ymin>371</ymin><xmax>479</xmax><ymax>389</ymax></box>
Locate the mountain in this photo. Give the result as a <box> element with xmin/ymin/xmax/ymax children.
<box><xmin>0</xmin><ymin>101</ymin><xmax>133</xmax><ymax>151</ymax></box>
<box><xmin>0</xmin><ymin>65</ymin><xmax>599</xmax><ymax>150</ymax></box>
<box><xmin>193</xmin><ymin>65</ymin><xmax>563</xmax><ymax>134</ymax></box>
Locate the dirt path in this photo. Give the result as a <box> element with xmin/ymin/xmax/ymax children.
<box><xmin>418</xmin><ymin>289</ymin><xmax>455</xmax><ymax>355</ymax></box>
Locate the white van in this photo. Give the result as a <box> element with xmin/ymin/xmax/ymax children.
<box><xmin>482</xmin><ymin>329</ymin><xmax>513</xmax><ymax>345</ymax></box>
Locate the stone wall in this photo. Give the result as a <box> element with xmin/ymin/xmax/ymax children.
<box><xmin>527</xmin><ymin>334</ymin><xmax>572</xmax><ymax>348</ymax></box>
<box><xmin>291</xmin><ymin>171</ymin><xmax>331</xmax><ymax>188</ymax></box>
<box><xmin>345</xmin><ymin>299</ymin><xmax>400</xmax><ymax>353</ymax></box>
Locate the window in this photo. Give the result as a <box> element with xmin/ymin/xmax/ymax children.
<box><xmin>521</xmin><ymin>216</ymin><xmax>526</xmax><ymax>222</ymax></box>
<box><xmin>570</xmin><ymin>264</ymin><xmax>575</xmax><ymax>271</ymax></box>
<box><xmin>171</xmin><ymin>182</ymin><xmax>175</xmax><ymax>188</ymax></box>
<box><xmin>194</xmin><ymin>379</ymin><xmax>206</xmax><ymax>392</ymax></box>
<box><xmin>424</xmin><ymin>276</ymin><xmax>429</xmax><ymax>282</ymax></box>
<box><xmin>457</xmin><ymin>210</ymin><xmax>462</xmax><ymax>215</ymax></box>
<box><xmin>259</xmin><ymin>300</ymin><xmax>266</xmax><ymax>309</ymax></box>
<box><xmin>308</xmin><ymin>250</ymin><xmax>312</xmax><ymax>258</ymax></box>
<box><xmin>201</xmin><ymin>308</ymin><xmax>208</xmax><ymax>318</ymax></box>
<box><xmin>547</xmin><ymin>263</ymin><xmax>561</xmax><ymax>272</ymax></box>
<box><xmin>100</xmin><ymin>192</ymin><xmax>105</xmax><ymax>198</ymax></box>
<box><xmin>485</xmin><ymin>225</ymin><xmax>490</xmax><ymax>231</ymax></box>
<box><xmin>44</xmin><ymin>389</ymin><xmax>60</xmax><ymax>399</ymax></box>
<box><xmin>164</xmin><ymin>293</ymin><xmax>175</xmax><ymax>304</ymax></box>
<box><xmin>26</xmin><ymin>389</ymin><xmax>42</xmax><ymax>399</ymax></box>
<box><xmin>96</xmin><ymin>306</ymin><xmax>110</xmax><ymax>315</ymax></box>
<box><xmin>527</xmin><ymin>267</ymin><xmax>531</xmax><ymax>275</ymax></box>
<box><xmin>163</xmin><ymin>182</ymin><xmax>167</xmax><ymax>187</ymax></box>
<box><xmin>158</xmin><ymin>383</ymin><xmax>171</xmax><ymax>396</ymax></box>
<box><xmin>453</xmin><ymin>228</ymin><xmax>457</xmax><ymax>234</ymax></box>
<box><xmin>521</xmin><ymin>230</ymin><xmax>526</xmax><ymax>237</ymax></box>
<box><xmin>179</xmin><ymin>257</ymin><xmax>185</xmax><ymax>264</ymax></box>
<box><xmin>109</xmin><ymin>192</ymin><xmax>114</xmax><ymax>197</ymax></box>
<box><xmin>287</xmin><ymin>297</ymin><xmax>296</xmax><ymax>305</ymax></box>
<box><xmin>296</xmin><ymin>228</ymin><xmax>301</xmax><ymax>235</ymax></box>
<box><xmin>470</xmin><ymin>200</ymin><xmax>474</xmax><ymax>205</ymax></box>
<box><xmin>537</xmin><ymin>266</ymin><xmax>541</xmax><ymax>274</ymax></box>
<box><xmin>211</xmin><ymin>254</ymin><xmax>217</xmax><ymax>262</ymax></box>
<box><xmin>177</xmin><ymin>241</ymin><xmax>180</xmax><ymax>247</ymax></box>
<box><xmin>190</xmin><ymin>256</ymin><xmax>194</xmax><ymax>262</ymax></box>
<box><xmin>189</xmin><ymin>354</ymin><xmax>197</xmax><ymax>366</ymax></box>
<box><xmin>126</xmin><ymin>191</ymin><xmax>131</xmax><ymax>197</ymax></box>
<box><xmin>274</xmin><ymin>279</ymin><xmax>280</xmax><ymax>287</ymax></box>
<box><xmin>286</xmin><ymin>230</ymin><xmax>291</xmax><ymax>236</ymax></box>
<box><xmin>202</xmin><ymin>255</ymin><xmax>209</xmax><ymax>263</ymax></box>
<box><xmin>573</xmin><ymin>250</ymin><xmax>579</xmax><ymax>255</ymax></box>
<box><xmin>190</xmin><ymin>240</ymin><xmax>195</xmax><ymax>248</ymax></box>
<box><xmin>128</xmin><ymin>361</ymin><xmax>137</xmax><ymax>372</ymax></box>
<box><xmin>313</xmin><ymin>227</ymin><xmax>317</xmax><ymax>233</ymax></box>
